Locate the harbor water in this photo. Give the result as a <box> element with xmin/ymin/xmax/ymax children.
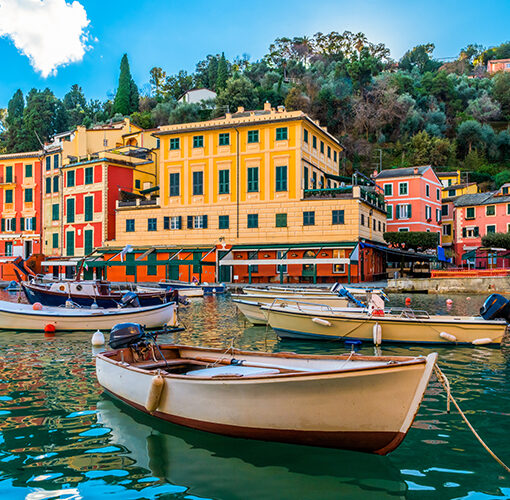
<box><xmin>1</xmin><ymin>291</ymin><xmax>510</xmax><ymax>499</ymax></box>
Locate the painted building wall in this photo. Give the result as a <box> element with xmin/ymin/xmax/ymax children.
<box><xmin>487</xmin><ymin>59</ymin><xmax>510</xmax><ymax>74</ymax></box>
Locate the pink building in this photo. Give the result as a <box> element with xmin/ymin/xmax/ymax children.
<box><xmin>453</xmin><ymin>185</ymin><xmax>510</xmax><ymax>266</ymax></box>
<box><xmin>376</xmin><ymin>166</ymin><xmax>442</xmax><ymax>234</ymax></box>
<box><xmin>487</xmin><ymin>58</ymin><xmax>510</xmax><ymax>74</ymax></box>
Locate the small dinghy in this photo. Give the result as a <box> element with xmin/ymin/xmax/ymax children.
<box><xmin>0</xmin><ymin>300</ymin><xmax>177</xmax><ymax>332</ymax></box>
<box><xmin>96</xmin><ymin>323</ymin><xmax>437</xmax><ymax>454</ymax></box>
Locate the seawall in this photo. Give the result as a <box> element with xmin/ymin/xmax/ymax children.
<box><xmin>386</xmin><ymin>276</ymin><xmax>510</xmax><ymax>294</ymax></box>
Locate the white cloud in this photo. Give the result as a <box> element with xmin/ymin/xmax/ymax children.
<box><xmin>0</xmin><ymin>0</ymin><xmax>91</xmax><ymax>77</ymax></box>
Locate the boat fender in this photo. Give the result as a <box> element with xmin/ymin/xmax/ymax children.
<box><xmin>33</xmin><ymin>302</ymin><xmax>43</xmax><ymax>311</ymax></box>
<box><xmin>373</xmin><ymin>322</ymin><xmax>382</xmax><ymax>346</ymax></box>
<box><xmin>44</xmin><ymin>324</ymin><xmax>56</xmax><ymax>334</ymax></box>
<box><xmin>472</xmin><ymin>338</ymin><xmax>493</xmax><ymax>345</ymax></box>
<box><xmin>91</xmin><ymin>330</ymin><xmax>105</xmax><ymax>346</ymax></box>
<box><xmin>439</xmin><ymin>331</ymin><xmax>457</xmax><ymax>342</ymax></box>
<box><xmin>145</xmin><ymin>373</ymin><xmax>165</xmax><ymax>414</ymax></box>
<box><xmin>312</xmin><ymin>317</ymin><xmax>331</xmax><ymax>327</ymax></box>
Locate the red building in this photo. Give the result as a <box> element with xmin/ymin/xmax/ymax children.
<box><xmin>0</xmin><ymin>151</ymin><xmax>44</xmax><ymax>259</ymax></box>
<box><xmin>376</xmin><ymin>166</ymin><xmax>442</xmax><ymax>234</ymax></box>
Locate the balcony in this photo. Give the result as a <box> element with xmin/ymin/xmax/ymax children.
<box><xmin>303</xmin><ymin>186</ymin><xmax>353</xmax><ymax>199</ymax></box>
<box><xmin>0</xmin><ymin>176</ymin><xmax>17</xmax><ymax>185</ymax></box>
<box><xmin>117</xmin><ymin>197</ymin><xmax>160</xmax><ymax>209</ymax></box>
<box><xmin>359</xmin><ymin>187</ymin><xmax>386</xmax><ymax>212</ymax></box>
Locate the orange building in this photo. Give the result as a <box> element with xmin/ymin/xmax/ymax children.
<box><xmin>487</xmin><ymin>58</ymin><xmax>510</xmax><ymax>74</ymax></box>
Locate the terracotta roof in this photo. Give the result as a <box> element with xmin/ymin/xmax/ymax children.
<box><xmin>0</xmin><ymin>151</ymin><xmax>43</xmax><ymax>160</ymax></box>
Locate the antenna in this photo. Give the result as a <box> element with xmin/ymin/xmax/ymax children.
<box><xmin>34</xmin><ymin>130</ymin><xmax>45</xmax><ymax>149</ymax></box>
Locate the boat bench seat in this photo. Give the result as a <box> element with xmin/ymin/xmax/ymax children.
<box><xmin>136</xmin><ymin>358</ymin><xmax>204</xmax><ymax>370</ymax></box>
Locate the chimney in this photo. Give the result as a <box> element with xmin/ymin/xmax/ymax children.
<box><xmin>264</xmin><ymin>101</ymin><xmax>271</xmax><ymax>111</ymax></box>
<box><xmin>225</xmin><ymin>113</ymin><xmax>232</xmax><ymax>119</ymax></box>
<box><xmin>237</xmin><ymin>106</ymin><xmax>244</xmax><ymax>113</ymax></box>
<box><xmin>414</xmin><ymin>167</ymin><xmax>419</xmax><ymax>174</ymax></box>
<box><xmin>277</xmin><ymin>105</ymin><xmax>285</xmax><ymax>113</ymax></box>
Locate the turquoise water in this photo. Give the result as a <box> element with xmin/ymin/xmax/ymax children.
<box><xmin>0</xmin><ymin>292</ymin><xmax>510</xmax><ymax>499</ymax></box>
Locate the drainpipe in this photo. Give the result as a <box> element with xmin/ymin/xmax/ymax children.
<box><xmin>234</xmin><ymin>127</ymin><xmax>240</xmax><ymax>239</ymax></box>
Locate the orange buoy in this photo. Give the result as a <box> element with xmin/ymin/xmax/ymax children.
<box><xmin>32</xmin><ymin>302</ymin><xmax>43</xmax><ymax>310</ymax></box>
<box><xmin>405</xmin><ymin>297</ymin><xmax>411</xmax><ymax>306</ymax></box>
<box><xmin>44</xmin><ymin>324</ymin><xmax>55</xmax><ymax>333</ymax></box>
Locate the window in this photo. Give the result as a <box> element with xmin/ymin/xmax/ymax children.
<box><xmin>5</xmin><ymin>166</ymin><xmax>12</xmax><ymax>183</ymax></box>
<box><xmin>276</xmin><ymin>127</ymin><xmax>288</xmax><ymax>141</ymax></box>
<box><xmin>46</xmin><ymin>156</ymin><xmax>51</xmax><ymax>171</ymax></box>
<box><xmin>487</xmin><ymin>225</ymin><xmax>496</xmax><ymax>234</ymax></box>
<box><xmin>53</xmin><ymin>176</ymin><xmax>59</xmax><ymax>193</ymax></box>
<box><xmin>327</xmin><ymin>146</ymin><xmax>331</xmax><ymax>158</ymax></box>
<box><xmin>312</xmin><ymin>136</ymin><xmax>317</xmax><ymax>149</ymax></box>
<box><xmin>193</xmin><ymin>135</ymin><xmax>204</xmax><ymax>148</ymax></box>
<box><xmin>135</xmin><ymin>179</ymin><xmax>141</xmax><ymax>190</ymax></box>
<box><xmin>247</xmin><ymin>214</ymin><xmax>258</xmax><ymax>228</ymax></box>
<box><xmin>187</xmin><ymin>215</ymin><xmax>208</xmax><ymax>229</ymax></box>
<box><xmin>248</xmin><ymin>251</ymin><xmax>259</xmax><ymax>273</ymax></box>
<box><xmin>277</xmin><ymin>250</ymin><xmax>287</xmax><ymax>274</ymax></box>
<box><xmin>303</xmin><ymin>166</ymin><xmax>309</xmax><ymax>190</ymax></box>
<box><xmin>52</xmin><ymin>233</ymin><xmax>58</xmax><ymax>249</ymax></box>
<box><xmin>25</xmin><ymin>188</ymin><xmax>33</xmax><ymax>203</ymax></box>
<box><xmin>426</xmin><ymin>184</ymin><xmax>430</xmax><ymax>197</ymax></box>
<box><xmin>387</xmin><ymin>205</ymin><xmax>393</xmax><ymax>220</ymax></box>
<box><xmin>448</xmin><ymin>189</ymin><xmax>455</xmax><ymax>197</ymax></box>
<box><xmin>466</xmin><ymin>207</ymin><xmax>475</xmax><ymax>219</ymax></box>
<box><xmin>333</xmin><ymin>250</ymin><xmax>345</xmax><ymax>274</ymax></box>
<box><xmin>275</xmin><ymin>213</ymin><xmax>287</xmax><ymax>227</ymax></box>
<box><xmin>5</xmin><ymin>190</ymin><xmax>12</xmax><ymax>204</ymax></box>
<box><xmin>170</xmin><ymin>216</ymin><xmax>182</xmax><ymax>230</ymax></box>
<box><xmin>384</xmin><ymin>184</ymin><xmax>392</xmax><ymax>196</ymax></box>
<box><xmin>303</xmin><ymin>211</ymin><xmax>315</xmax><ymax>226</ymax></box>
<box><xmin>361</xmin><ymin>214</ymin><xmax>365</xmax><ymax>226</ymax></box>
<box><xmin>219</xmin><ymin>169</ymin><xmax>230</xmax><ymax>194</ymax></box>
<box><xmin>170</xmin><ymin>138</ymin><xmax>180</xmax><ymax>150</ymax></box>
<box><xmin>219</xmin><ymin>133</ymin><xmax>230</xmax><ymax>146</ymax></box>
<box><xmin>275</xmin><ymin>166</ymin><xmax>287</xmax><ymax>192</ymax></box>
<box><xmin>247</xmin><ymin>130</ymin><xmax>259</xmax><ymax>143</ymax></box>
<box><xmin>169</xmin><ymin>172</ymin><xmax>180</xmax><ymax>197</ymax></box>
<box><xmin>85</xmin><ymin>167</ymin><xmax>93</xmax><ymax>184</ymax></box>
<box><xmin>192</xmin><ymin>171</ymin><xmax>203</xmax><ymax>195</ymax></box>
<box><xmin>508</xmin><ymin>204</ymin><xmax>510</xmax><ymax>215</ymax></box>
<box><xmin>425</xmin><ymin>205</ymin><xmax>431</xmax><ymax>220</ymax></box>
<box><xmin>312</xmin><ymin>171</ymin><xmax>317</xmax><ymax>189</ymax></box>
<box><xmin>373</xmin><ymin>219</ymin><xmax>376</xmax><ymax>230</ymax></box>
<box><xmin>378</xmin><ymin>220</ymin><xmax>381</xmax><ymax>232</ymax></box>
<box><xmin>25</xmin><ymin>164</ymin><xmax>32</xmax><ymax>178</ymax></box>
<box><xmin>443</xmin><ymin>224</ymin><xmax>451</xmax><ymax>236</ymax></box>
<box><xmin>332</xmin><ymin>210</ymin><xmax>344</xmax><ymax>225</ymax></box>
<box><xmin>52</xmin><ymin>204</ymin><xmax>59</xmax><ymax>221</ymax></box>
<box><xmin>399</xmin><ymin>228</ymin><xmax>409</xmax><ymax>232</ymax></box>
<box><xmin>148</xmin><ymin>218</ymin><xmax>157</xmax><ymax>231</ymax></box>
<box><xmin>67</xmin><ymin>170</ymin><xmax>75</xmax><ymax>187</ymax></box>
<box><xmin>437</xmin><ymin>188</ymin><xmax>440</xmax><ymax>200</ymax></box>
<box><xmin>53</xmin><ymin>155</ymin><xmax>59</xmax><ymax>169</ymax></box>
<box><xmin>303</xmin><ymin>129</ymin><xmax>309</xmax><ymax>143</ymax></box>
<box><xmin>396</xmin><ymin>204</ymin><xmax>412</xmax><ymax>219</ymax></box>
<box><xmin>45</xmin><ymin>178</ymin><xmax>51</xmax><ymax>194</ymax></box>
<box><xmin>5</xmin><ymin>241</ymin><xmax>12</xmax><ymax>256</ymax></box>
<box><xmin>320</xmin><ymin>141</ymin><xmax>324</xmax><ymax>154</ymax></box>
<box><xmin>436</xmin><ymin>209</ymin><xmax>441</xmax><ymax>222</ymax></box>
<box><xmin>442</xmin><ymin>205</ymin><xmax>448</xmax><ymax>217</ymax></box>
<box><xmin>66</xmin><ymin>198</ymin><xmax>75</xmax><ymax>223</ymax></box>
<box><xmin>219</xmin><ymin>215</ymin><xmax>229</xmax><ymax>229</ymax></box>
<box><xmin>399</xmin><ymin>182</ymin><xmax>408</xmax><ymax>195</ymax></box>
<box><xmin>334</xmin><ymin>151</ymin><xmax>337</xmax><ymax>162</ymax></box>
<box><xmin>486</xmin><ymin>205</ymin><xmax>496</xmax><ymax>216</ymax></box>
<box><xmin>247</xmin><ymin>167</ymin><xmax>259</xmax><ymax>192</ymax></box>
<box><xmin>84</xmin><ymin>196</ymin><xmax>93</xmax><ymax>222</ymax></box>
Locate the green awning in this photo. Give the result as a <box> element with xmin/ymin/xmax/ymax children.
<box><xmin>462</xmin><ymin>249</ymin><xmax>476</xmax><ymax>260</ymax></box>
<box><xmin>139</xmin><ymin>185</ymin><xmax>160</xmax><ymax>195</ymax></box>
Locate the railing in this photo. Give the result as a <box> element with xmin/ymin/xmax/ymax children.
<box><xmin>116</xmin><ymin>197</ymin><xmax>160</xmax><ymax>209</ymax></box>
<box><xmin>303</xmin><ymin>186</ymin><xmax>353</xmax><ymax>199</ymax></box>
<box><xmin>359</xmin><ymin>187</ymin><xmax>386</xmax><ymax>212</ymax></box>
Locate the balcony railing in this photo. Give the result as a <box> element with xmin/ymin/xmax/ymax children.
<box><xmin>360</xmin><ymin>187</ymin><xmax>386</xmax><ymax>212</ymax></box>
<box><xmin>116</xmin><ymin>197</ymin><xmax>160</xmax><ymax>209</ymax></box>
<box><xmin>303</xmin><ymin>186</ymin><xmax>353</xmax><ymax>199</ymax></box>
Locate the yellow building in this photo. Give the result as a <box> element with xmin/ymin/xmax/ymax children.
<box><xmin>442</xmin><ymin>182</ymin><xmax>478</xmax><ymax>198</ymax></box>
<box><xmin>110</xmin><ymin>104</ymin><xmax>388</xmax><ymax>283</ymax></box>
<box><xmin>437</xmin><ymin>170</ymin><xmax>461</xmax><ymax>190</ymax></box>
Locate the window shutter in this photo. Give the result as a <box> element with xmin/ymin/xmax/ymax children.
<box><xmin>12</xmin><ymin>218</ymin><xmax>16</xmax><ymax>232</ymax></box>
<box><xmin>395</xmin><ymin>205</ymin><xmax>400</xmax><ymax>220</ymax></box>
<box><xmin>187</xmin><ymin>216</ymin><xmax>193</xmax><ymax>229</ymax></box>
<box><xmin>203</xmin><ymin>215</ymin><xmax>208</xmax><ymax>229</ymax></box>
<box><xmin>32</xmin><ymin>217</ymin><xmax>36</xmax><ymax>230</ymax></box>
<box><xmin>408</xmin><ymin>204</ymin><xmax>412</xmax><ymax>218</ymax></box>
<box><xmin>20</xmin><ymin>218</ymin><xmax>24</xmax><ymax>231</ymax></box>
<box><xmin>462</xmin><ymin>228</ymin><xmax>466</xmax><ymax>237</ymax></box>
<box><xmin>474</xmin><ymin>227</ymin><xmax>479</xmax><ymax>237</ymax></box>
<box><xmin>177</xmin><ymin>216</ymin><xmax>182</xmax><ymax>229</ymax></box>
<box><xmin>1</xmin><ymin>219</ymin><xmax>4</xmax><ymax>231</ymax></box>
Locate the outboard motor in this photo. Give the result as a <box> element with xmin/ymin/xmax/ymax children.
<box><xmin>480</xmin><ymin>294</ymin><xmax>510</xmax><ymax>322</ymax></box>
<box><xmin>108</xmin><ymin>323</ymin><xmax>145</xmax><ymax>349</ymax></box>
<box><xmin>337</xmin><ymin>287</ymin><xmax>366</xmax><ymax>308</ymax></box>
<box><xmin>119</xmin><ymin>291</ymin><xmax>141</xmax><ymax>308</ymax></box>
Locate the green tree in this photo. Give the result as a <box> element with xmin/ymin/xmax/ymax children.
<box><xmin>215</xmin><ymin>76</ymin><xmax>258</xmax><ymax>114</ymax></box>
<box><xmin>457</xmin><ymin>120</ymin><xmax>485</xmax><ymax>154</ymax></box>
<box><xmin>21</xmin><ymin>88</ymin><xmax>59</xmax><ymax>151</ymax></box>
<box><xmin>5</xmin><ymin>89</ymin><xmax>25</xmax><ymax>152</ymax></box>
<box><xmin>113</xmin><ymin>54</ymin><xmax>139</xmax><ymax>116</ymax></box>
<box><xmin>492</xmin><ymin>72</ymin><xmax>510</xmax><ymax>119</ymax></box>
<box><xmin>216</xmin><ymin>52</ymin><xmax>229</xmax><ymax>91</ymax></box>
<box><xmin>384</xmin><ymin>231</ymin><xmax>439</xmax><ymax>250</ymax></box>
<box><xmin>149</xmin><ymin>67</ymin><xmax>167</xmax><ymax>98</ymax></box>
<box><xmin>208</xmin><ymin>56</ymin><xmax>219</xmax><ymax>91</ymax></box>
<box><xmin>63</xmin><ymin>84</ymin><xmax>87</xmax><ymax>128</ymax></box>
<box><xmin>399</xmin><ymin>44</ymin><xmax>441</xmax><ymax>73</ymax></box>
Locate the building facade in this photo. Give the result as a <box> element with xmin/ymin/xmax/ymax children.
<box><xmin>109</xmin><ymin>104</ymin><xmax>387</xmax><ymax>283</ymax></box>
<box><xmin>487</xmin><ymin>58</ymin><xmax>510</xmax><ymax>74</ymax></box>
<box><xmin>376</xmin><ymin>166</ymin><xmax>442</xmax><ymax>234</ymax></box>
<box><xmin>0</xmin><ymin>151</ymin><xmax>44</xmax><ymax>259</ymax></box>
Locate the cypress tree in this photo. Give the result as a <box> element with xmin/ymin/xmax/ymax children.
<box><xmin>208</xmin><ymin>56</ymin><xmax>218</xmax><ymax>91</ymax></box>
<box><xmin>216</xmin><ymin>52</ymin><xmax>229</xmax><ymax>92</ymax></box>
<box><xmin>5</xmin><ymin>89</ymin><xmax>25</xmax><ymax>152</ymax></box>
<box><xmin>113</xmin><ymin>54</ymin><xmax>139</xmax><ymax>116</ymax></box>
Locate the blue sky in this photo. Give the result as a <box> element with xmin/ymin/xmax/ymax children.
<box><xmin>0</xmin><ymin>0</ymin><xmax>509</xmax><ymax>107</ymax></box>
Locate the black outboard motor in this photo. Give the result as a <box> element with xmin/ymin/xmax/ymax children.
<box><xmin>480</xmin><ymin>294</ymin><xmax>510</xmax><ymax>322</ymax></box>
<box><xmin>109</xmin><ymin>323</ymin><xmax>145</xmax><ymax>349</ymax></box>
<box><xmin>119</xmin><ymin>291</ymin><xmax>141</xmax><ymax>308</ymax></box>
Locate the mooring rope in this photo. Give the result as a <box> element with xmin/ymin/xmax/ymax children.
<box><xmin>434</xmin><ymin>364</ymin><xmax>510</xmax><ymax>474</ymax></box>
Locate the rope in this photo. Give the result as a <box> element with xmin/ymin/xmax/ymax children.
<box><xmin>434</xmin><ymin>365</ymin><xmax>510</xmax><ymax>474</ymax></box>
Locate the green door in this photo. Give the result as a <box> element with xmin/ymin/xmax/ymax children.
<box><xmin>84</xmin><ymin>229</ymin><xmax>93</xmax><ymax>255</ymax></box>
<box><xmin>167</xmin><ymin>261</ymin><xmax>179</xmax><ymax>280</ymax></box>
<box><xmin>218</xmin><ymin>250</ymin><xmax>232</xmax><ymax>283</ymax></box>
<box><xmin>66</xmin><ymin>231</ymin><xmax>74</xmax><ymax>256</ymax></box>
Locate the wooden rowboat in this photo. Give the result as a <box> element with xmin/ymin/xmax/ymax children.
<box><xmin>262</xmin><ymin>303</ymin><xmax>508</xmax><ymax>345</ymax></box>
<box><xmin>0</xmin><ymin>300</ymin><xmax>177</xmax><ymax>332</ymax></box>
<box><xmin>96</xmin><ymin>342</ymin><xmax>437</xmax><ymax>454</ymax></box>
